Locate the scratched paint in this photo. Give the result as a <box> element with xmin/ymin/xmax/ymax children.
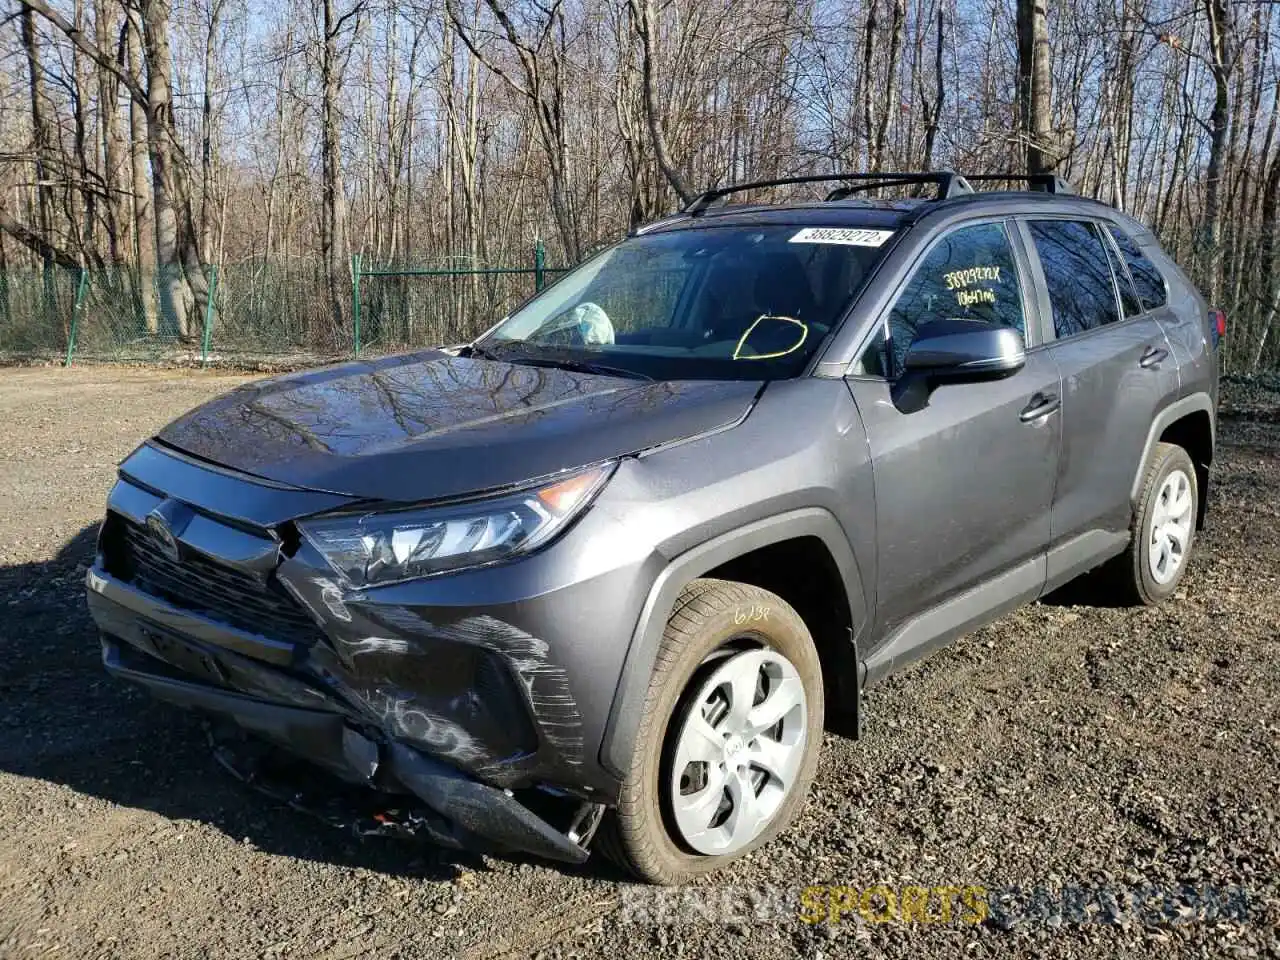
<box><xmin>312</xmin><ymin>577</ymin><xmax>353</xmax><ymax>622</ymax></box>
<box><xmin>346</xmin><ymin>685</ymin><xmax>485</xmax><ymax>764</ymax></box>
<box><xmin>373</xmin><ymin>606</ymin><xmax>586</xmax><ymax>767</ymax></box>
<box><xmin>276</xmin><ymin>561</ymin><xmax>582</xmax><ymax>776</ymax></box>
<box><xmin>340</xmin><ymin>636</ymin><xmax>413</xmax><ymax>657</ymax></box>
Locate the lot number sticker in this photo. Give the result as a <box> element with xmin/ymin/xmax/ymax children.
<box><xmin>789</xmin><ymin>227</ymin><xmax>895</xmax><ymax>247</ymax></box>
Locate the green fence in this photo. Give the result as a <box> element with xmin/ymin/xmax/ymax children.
<box><xmin>0</xmin><ymin>242</ymin><xmax>567</xmax><ymax>367</ymax></box>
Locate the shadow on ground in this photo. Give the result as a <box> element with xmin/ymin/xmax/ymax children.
<box><xmin>0</xmin><ymin>523</ymin><xmax>622</xmax><ymax>882</ymax></box>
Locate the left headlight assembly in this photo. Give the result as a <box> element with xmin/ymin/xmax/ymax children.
<box><xmin>297</xmin><ymin>461</ymin><xmax>616</xmax><ymax>587</ymax></box>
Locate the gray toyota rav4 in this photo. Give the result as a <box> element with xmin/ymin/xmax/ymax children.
<box><xmin>87</xmin><ymin>172</ymin><xmax>1220</xmax><ymax>883</ymax></box>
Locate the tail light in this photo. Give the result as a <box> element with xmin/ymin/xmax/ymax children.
<box><xmin>1209</xmin><ymin>308</ymin><xmax>1226</xmax><ymax>347</ymax></box>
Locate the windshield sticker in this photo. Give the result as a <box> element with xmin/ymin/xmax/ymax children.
<box><xmin>789</xmin><ymin>227</ymin><xmax>894</xmax><ymax>247</ymax></box>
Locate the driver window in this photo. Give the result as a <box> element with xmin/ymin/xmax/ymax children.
<box><xmin>859</xmin><ymin>222</ymin><xmax>1025</xmax><ymax>377</ymax></box>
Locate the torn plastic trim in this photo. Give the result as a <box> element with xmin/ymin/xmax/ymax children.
<box><xmin>102</xmin><ymin>637</ymin><xmax>591</xmax><ymax>864</ymax></box>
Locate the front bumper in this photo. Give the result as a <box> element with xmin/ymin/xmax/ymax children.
<box><xmin>91</xmin><ymin>573</ymin><xmax>599</xmax><ymax>863</ymax></box>
<box><xmin>85</xmin><ymin>443</ymin><xmax>662</xmax><ymax>862</ymax></box>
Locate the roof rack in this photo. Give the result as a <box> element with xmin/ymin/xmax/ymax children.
<box><xmin>962</xmin><ymin>173</ymin><xmax>1073</xmax><ymax>195</ymax></box>
<box><xmin>682</xmin><ymin>171</ymin><xmax>973</xmax><ymax>216</ymax></box>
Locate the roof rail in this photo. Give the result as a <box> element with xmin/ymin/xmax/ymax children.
<box><xmin>963</xmin><ymin>173</ymin><xmax>1074</xmax><ymax>195</ymax></box>
<box><xmin>682</xmin><ymin>171</ymin><xmax>973</xmax><ymax>216</ymax></box>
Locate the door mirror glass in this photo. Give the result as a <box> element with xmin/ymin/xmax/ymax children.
<box><xmin>902</xmin><ymin>319</ymin><xmax>1026</xmax><ymax>381</ymax></box>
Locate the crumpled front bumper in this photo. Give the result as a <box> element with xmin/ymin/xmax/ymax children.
<box><xmin>88</xmin><ymin>566</ymin><xmax>600</xmax><ymax>864</ymax></box>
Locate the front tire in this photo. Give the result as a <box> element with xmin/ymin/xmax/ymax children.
<box><xmin>597</xmin><ymin>579</ymin><xmax>824</xmax><ymax>884</ymax></box>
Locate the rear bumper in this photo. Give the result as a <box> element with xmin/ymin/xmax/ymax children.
<box><xmin>95</xmin><ymin>601</ymin><xmax>594</xmax><ymax>864</ymax></box>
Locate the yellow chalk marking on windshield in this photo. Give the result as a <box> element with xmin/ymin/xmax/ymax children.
<box><xmin>943</xmin><ymin>265</ymin><xmax>1001</xmax><ymax>290</ymax></box>
<box><xmin>732</xmin><ymin>315</ymin><xmax>809</xmax><ymax>360</ymax></box>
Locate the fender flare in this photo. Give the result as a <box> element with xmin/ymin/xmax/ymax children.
<box><xmin>1129</xmin><ymin>392</ymin><xmax>1216</xmax><ymax>505</ymax></box>
<box><xmin>597</xmin><ymin>507</ymin><xmax>867</xmax><ymax>779</ymax></box>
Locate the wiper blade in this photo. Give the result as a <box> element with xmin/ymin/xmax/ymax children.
<box><xmin>466</xmin><ymin>342</ymin><xmax>502</xmax><ymax>361</ymax></box>
<box><xmin>550</xmin><ymin>359</ymin><xmax>655</xmax><ymax>381</ymax></box>
<box><xmin>504</xmin><ymin>352</ymin><xmax>654</xmax><ymax>381</ymax></box>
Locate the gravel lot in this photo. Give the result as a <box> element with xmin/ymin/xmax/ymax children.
<box><xmin>0</xmin><ymin>365</ymin><xmax>1276</xmax><ymax>959</ymax></box>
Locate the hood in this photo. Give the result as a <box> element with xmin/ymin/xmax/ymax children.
<box><xmin>155</xmin><ymin>351</ymin><xmax>760</xmax><ymax>503</ymax></box>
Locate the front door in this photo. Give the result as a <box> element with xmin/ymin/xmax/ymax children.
<box><xmin>846</xmin><ymin>220</ymin><xmax>1061</xmax><ymax>680</ymax></box>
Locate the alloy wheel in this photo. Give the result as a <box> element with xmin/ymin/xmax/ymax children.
<box><xmin>1148</xmin><ymin>467</ymin><xmax>1194</xmax><ymax>585</ymax></box>
<box><xmin>667</xmin><ymin>647</ymin><xmax>808</xmax><ymax>856</ymax></box>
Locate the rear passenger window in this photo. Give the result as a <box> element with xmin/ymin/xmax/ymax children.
<box><xmin>1108</xmin><ymin>226</ymin><xmax>1168</xmax><ymax>311</ymax></box>
<box><xmin>864</xmin><ymin>222</ymin><xmax>1024</xmax><ymax>376</ymax></box>
<box><xmin>1027</xmin><ymin>220</ymin><xmax>1121</xmax><ymax>338</ymax></box>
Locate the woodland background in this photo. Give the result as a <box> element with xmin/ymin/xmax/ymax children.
<box><xmin>1</xmin><ymin>0</ymin><xmax>1278</xmax><ymax>368</ymax></box>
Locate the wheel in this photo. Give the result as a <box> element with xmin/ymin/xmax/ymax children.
<box><xmin>1110</xmin><ymin>441</ymin><xmax>1199</xmax><ymax>605</ymax></box>
<box><xmin>597</xmin><ymin>578</ymin><xmax>824</xmax><ymax>884</ymax></box>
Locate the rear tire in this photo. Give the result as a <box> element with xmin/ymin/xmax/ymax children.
<box><xmin>1105</xmin><ymin>441</ymin><xmax>1199</xmax><ymax>605</ymax></box>
<box><xmin>597</xmin><ymin>578</ymin><xmax>824</xmax><ymax>884</ymax></box>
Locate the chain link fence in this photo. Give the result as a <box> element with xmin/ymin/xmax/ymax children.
<box><xmin>0</xmin><ymin>244</ymin><xmax>567</xmax><ymax>368</ymax></box>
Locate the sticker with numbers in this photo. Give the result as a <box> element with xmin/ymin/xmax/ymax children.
<box><xmin>789</xmin><ymin>227</ymin><xmax>895</xmax><ymax>247</ymax></box>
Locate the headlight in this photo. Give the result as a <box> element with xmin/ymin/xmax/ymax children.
<box><xmin>298</xmin><ymin>462</ymin><xmax>614</xmax><ymax>587</ymax></box>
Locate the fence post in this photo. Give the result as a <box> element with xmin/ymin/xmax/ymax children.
<box><xmin>351</xmin><ymin>253</ymin><xmax>363</xmax><ymax>358</ymax></box>
<box><xmin>201</xmin><ymin>265</ymin><xmax>219</xmax><ymax>367</ymax></box>
<box><xmin>64</xmin><ymin>267</ymin><xmax>88</xmax><ymax>367</ymax></box>
<box><xmin>534</xmin><ymin>240</ymin><xmax>546</xmax><ymax>291</ymax></box>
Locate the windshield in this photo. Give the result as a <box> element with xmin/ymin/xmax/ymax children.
<box><xmin>477</xmin><ymin>224</ymin><xmax>895</xmax><ymax>380</ymax></box>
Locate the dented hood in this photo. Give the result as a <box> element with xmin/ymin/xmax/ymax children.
<box><xmin>155</xmin><ymin>351</ymin><xmax>760</xmax><ymax>503</ymax></box>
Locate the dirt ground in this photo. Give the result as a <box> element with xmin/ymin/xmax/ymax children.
<box><xmin>0</xmin><ymin>365</ymin><xmax>1276</xmax><ymax>959</ymax></box>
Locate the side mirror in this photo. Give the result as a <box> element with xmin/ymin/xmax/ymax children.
<box><xmin>902</xmin><ymin>319</ymin><xmax>1025</xmax><ymax>382</ymax></box>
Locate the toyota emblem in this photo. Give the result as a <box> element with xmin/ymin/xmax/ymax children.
<box><xmin>145</xmin><ymin>510</ymin><xmax>181</xmax><ymax>562</ymax></box>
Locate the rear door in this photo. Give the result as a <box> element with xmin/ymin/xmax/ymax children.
<box><xmin>1017</xmin><ymin>218</ymin><xmax>1179</xmax><ymax>585</ymax></box>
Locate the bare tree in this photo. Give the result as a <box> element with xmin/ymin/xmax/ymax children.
<box><xmin>319</xmin><ymin>0</ymin><xmax>364</xmax><ymax>337</ymax></box>
<box><xmin>0</xmin><ymin>0</ymin><xmax>1278</xmax><ymax>370</ymax></box>
<box><xmin>626</xmin><ymin>0</ymin><xmax>694</xmax><ymax>205</ymax></box>
<box><xmin>1017</xmin><ymin>0</ymin><xmax>1057</xmax><ymax>174</ymax></box>
<box><xmin>447</xmin><ymin>0</ymin><xmax>582</xmax><ymax>260</ymax></box>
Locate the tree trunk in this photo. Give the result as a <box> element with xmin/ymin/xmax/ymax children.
<box><xmin>1202</xmin><ymin>0</ymin><xmax>1232</xmax><ymax>306</ymax></box>
<box><xmin>629</xmin><ymin>0</ymin><xmax>693</xmax><ymax>205</ymax></box>
<box><xmin>921</xmin><ymin>5</ymin><xmax>945</xmax><ymax>170</ymax></box>
<box><xmin>200</xmin><ymin>0</ymin><xmax>225</xmax><ymax>262</ymax></box>
<box><xmin>872</xmin><ymin>0</ymin><xmax>906</xmax><ymax>172</ymax></box>
<box><xmin>140</xmin><ymin>0</ymin><xmax>206</xmax><ymax>340</ymax></box>
<box><xmin>1017</xmin><ymin>0</ymin><xmax>1055</xmax><ymax>174</ymax></box>
<box><xmin>125</xmin><ymin>5</ymin><xmax>157</xmax><ymax>331</ymax></box>
<box><xmin>72</xmin><ymin>0</ymin><xmax>95</xmax><ymax>258</ymax></box>
<box><xmin>320</xmin><ymin>0</ymin><xmax>353</xmax><ymax>340</ymax></box>
<box><xmin>19</xmin><ymin>8</ymin><xmax>58</xmax><ymax>310</ymax></box>
<box><xmin>95</xmin><ymin>0</ymin><xmax>128</xmax><ymax>264</ymax></box>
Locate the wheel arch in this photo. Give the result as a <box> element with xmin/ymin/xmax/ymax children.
<box><xmin>1133</xmin><ymin>393</ymin><xmax>1216</xmax><ymax>529</ymax></box>
<box><xmin>598</xmin><ymin>508</ymin><xmax>867</xmax><ymax>779</ymax></box>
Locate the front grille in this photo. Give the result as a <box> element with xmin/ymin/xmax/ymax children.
<box><xmin>106</xmin><ymin>515</ymin><xmax>324</xmax><ymax>646</ymax></box>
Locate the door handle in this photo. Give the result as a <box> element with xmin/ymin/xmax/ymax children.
<box><xmin>1019</xmin><ymin>392</ymin><xmax>1061</xmax><ymax>422</ymax></box>
<box><xmin>1140</xmin><ymin>345</ymin><xmax>1169</xmax><ymax>368</ymax></box>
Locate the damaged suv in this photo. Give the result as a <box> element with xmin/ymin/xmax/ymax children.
<box><xmin>87</xmin><ymin>172</ymin><xmax>1219</xmax><ymax>883</ymax></box>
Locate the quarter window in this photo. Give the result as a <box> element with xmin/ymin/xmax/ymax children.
<box><xmin>1108</xmin><ymin>226</ymin><xmax>1168</xmax><ymax>311</ymax></box>
<box><xmin>1027</xmin><ymin>220</ymin><xmax>1122</xmax><ymax>338</ymax></box>
<box><xmin>860</xmin><ymin>222</ymin><xmax>1025</xmax><ymax>376</ymax></box>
